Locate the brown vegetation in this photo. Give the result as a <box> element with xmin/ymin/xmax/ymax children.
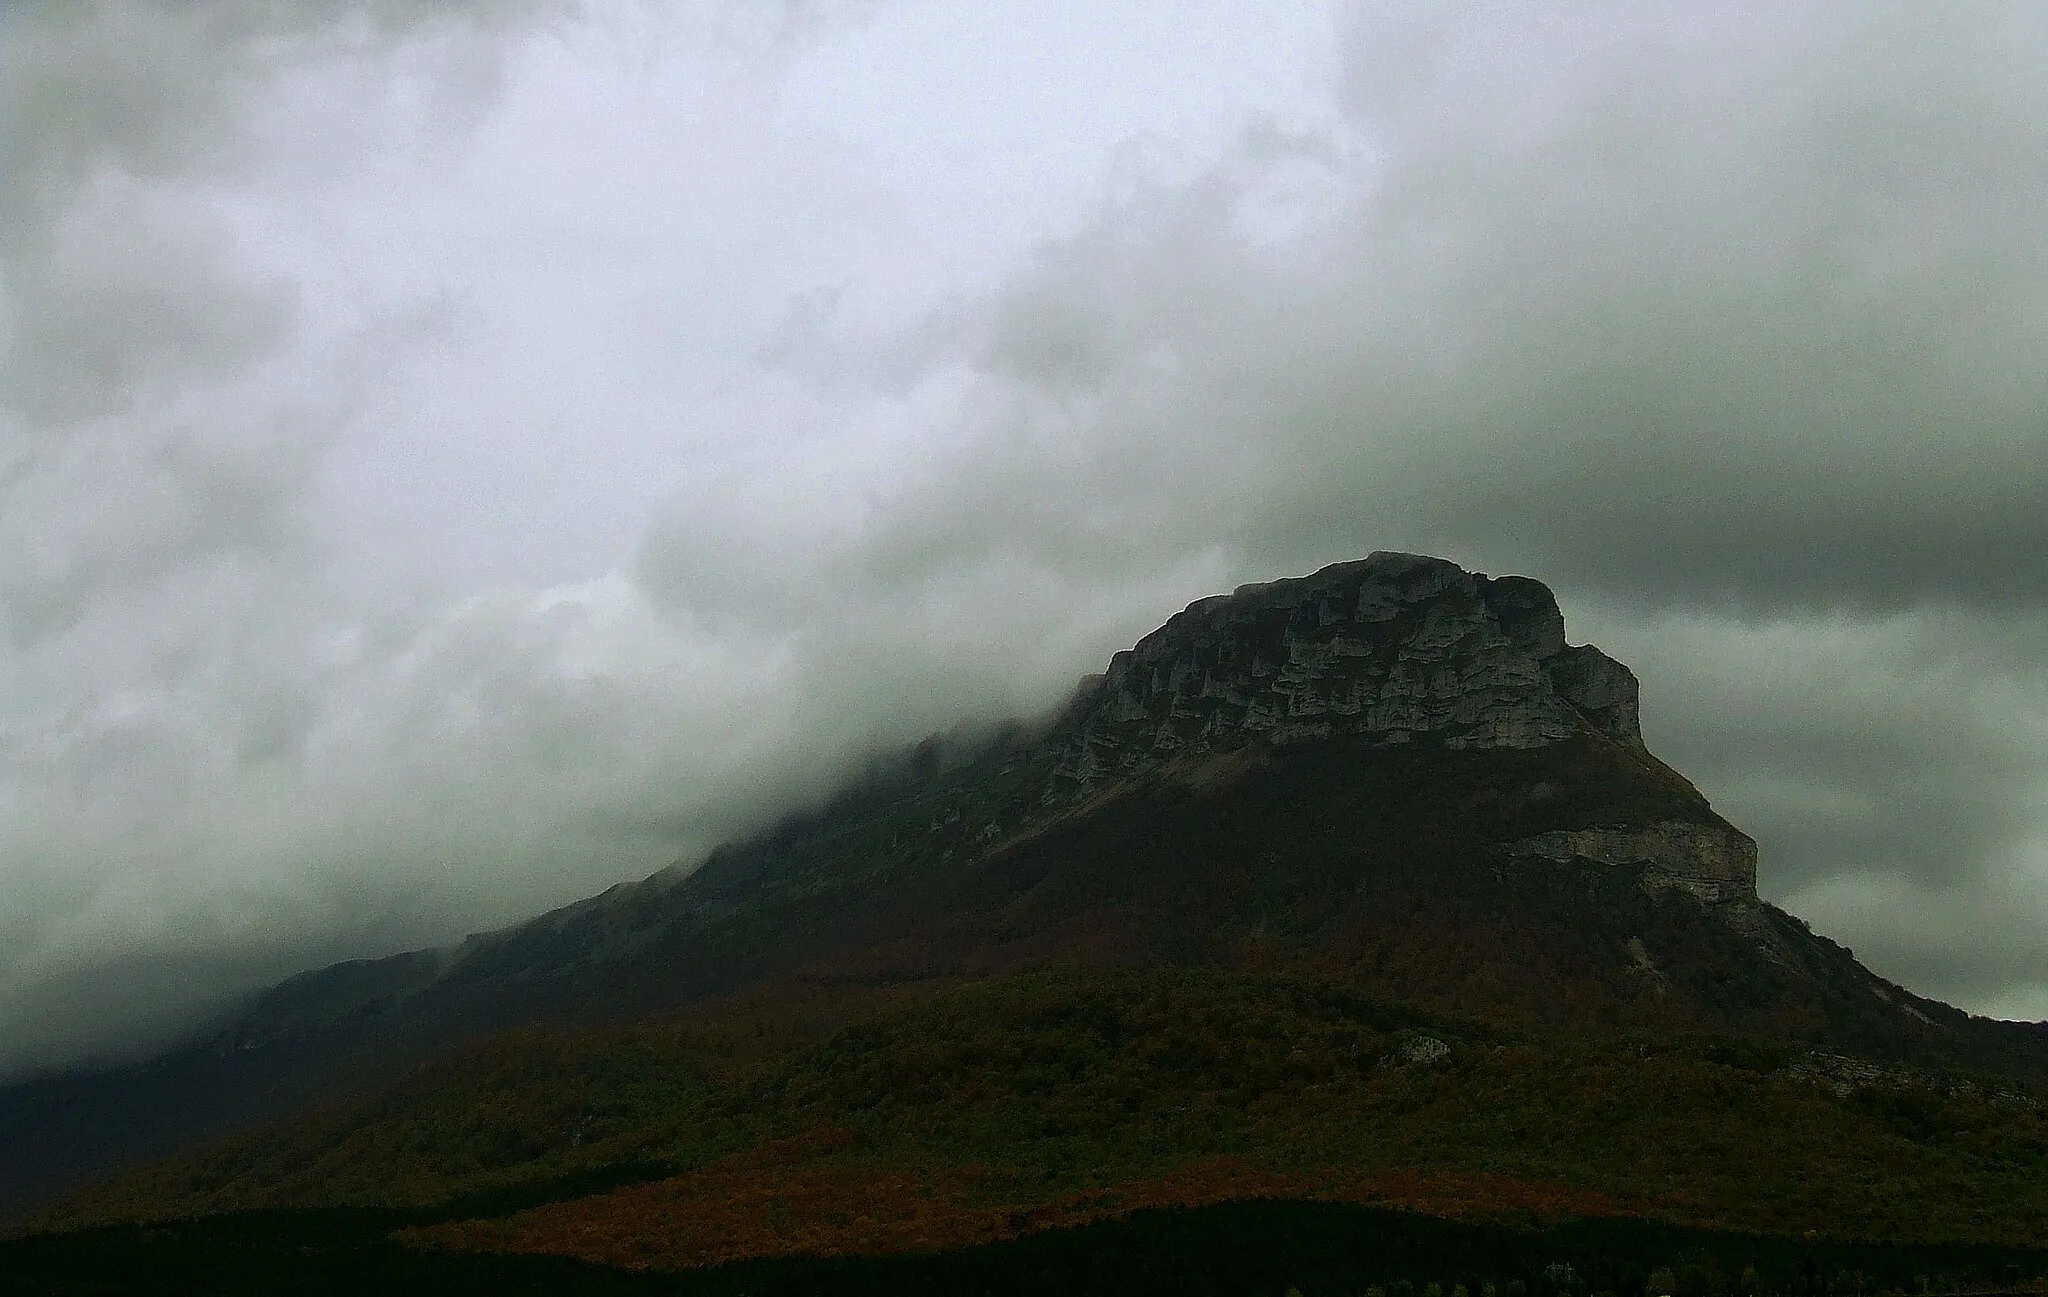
<box><xmin>42</xmin><ymin>970</ymin><xmax>2048</xmax><ymax>1273</ymax></box>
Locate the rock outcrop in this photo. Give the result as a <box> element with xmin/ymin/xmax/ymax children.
<box><xmin>1059</xmin><ymin>553</ymin><xmax>1639</xmax><ymax>762</ymax></box>
<box><xmin>1049</xmin><ymin>553</ymin><xmax>1754</xmax><ymax>902</ymax></box>
<box><xmin>1504</xmin><ymin>822</ymin><xmax>1758</xmax><ymax>905</ymax></box>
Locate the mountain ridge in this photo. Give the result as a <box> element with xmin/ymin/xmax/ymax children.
<box><xmin>6</xmin><ymin>552</ymin><xmax>2044</xmax><ymax>1223</ymax></box>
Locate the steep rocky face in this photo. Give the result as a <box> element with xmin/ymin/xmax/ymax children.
<box><xmin>1051</xmin><ymin>552</ymin><xmax>1751</xmax><ymax>902</ymax></box>
<box><xmin>1063</xmin><ymin>552</ymin><xmax>1640</xmax><ymax>762</ymax></box>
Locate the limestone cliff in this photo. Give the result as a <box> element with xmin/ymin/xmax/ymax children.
<box><xmin>1060</xmin><ymin>553</ymin><xmax>1639</xmax><ymax>760</ymax></box>
<box><xmin>1049</xmin><ymin>552</ymin><xmax>1755</xmax><ymax>902</ymax></box>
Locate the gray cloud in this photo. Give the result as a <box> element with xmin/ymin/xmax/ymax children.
<box><xmin>4</xmin><ymin>191</ymin><xmax>301</xmax><ymax>424</ymax></box>
<box><xmin>876</xmin><ymin>3</ymin><xmax>2048</xmax><ymax>618</ymax></box>
<box><xmin>0</xmin><ymin>0</ymin><xmax>967</xmax><ymax>1079</ymax></box>
<box><xmin>637</xmin><ymin>1</ymin><xmax>2048</xmax><ymax>1008</ymax></box>
<box><xmin>5</xmin><ymin>0</ymin><xmax>2048</xmax><ymax>1079</ymax></box>
<box><xmin>0</xmin><ymin>0</ymin><xmax>597</xmax><ymax>1072</ymax></box>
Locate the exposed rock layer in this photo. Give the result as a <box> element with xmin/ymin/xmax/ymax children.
<box><xmin>1053</xmin><ymin>552</ymin><xmax>1749</xmax><ymax>899</ymax></box>
<box><xmin>1062</xmin><ymin>553</ymin><xmax>1641</xmax><ymax>763</ymax></box>
<box><xmin>1505</xmin><ymin>823</ymin><xmax>1758</xmax><ymax>904</ymax></box>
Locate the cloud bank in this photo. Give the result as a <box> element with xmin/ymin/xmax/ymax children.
<box><xmin>3</xmin><ymin>0</ymin><xmax>2046</xmax><ymax>1077</ymax></box>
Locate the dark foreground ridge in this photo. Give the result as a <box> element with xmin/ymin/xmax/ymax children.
<box><xmin>5</xmin><ymin>553</ymin><xmax>2046</xmax><ymax>1226</ymax></box>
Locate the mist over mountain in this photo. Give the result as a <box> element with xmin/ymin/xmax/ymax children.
<box><xmin>5</xmin><ymin>0</ymin><xmax>2048</xmax><ymax>1135</ymax></box>
<box><xmin>8</xmin><ymin>553</ymin><xmax>2045</xmax><ymax>1235</ymax></box>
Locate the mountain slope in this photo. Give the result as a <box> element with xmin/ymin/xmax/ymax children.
<box><xmin>28</xmin><ymin>971</ymin><xmax>2048</xmax><ymax>1260</ymax></box>
<box><xmin>6</xmin><ymin>552</ymin><xmax>2044</xmax><ymax>1220</ymax></box>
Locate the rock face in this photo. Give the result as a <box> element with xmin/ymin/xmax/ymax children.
<box><xmin>1062</xmin><ymin>553</ymin><xmax>1636</xmax><ymax>761</ymax></box>
<box><xmin>1052</xmin><ymin>552</ymin><xmax>1753</xmax><ymax>901</ymax></box>
<box><xmin>1505</xmin><ymin>823</ymin><xmax>1758</xmax><ymax>905</ymax></box>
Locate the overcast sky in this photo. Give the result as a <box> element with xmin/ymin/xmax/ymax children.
<box><xmin>4</xmin><ymin>0</ymin><xmax>2046</xmax><ymax>1080</ymax></box>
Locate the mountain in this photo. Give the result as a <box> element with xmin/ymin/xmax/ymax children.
<box><xmin>6</xmin><ymin>552</ymin><xmax>2046</xmax><ymax>1230</ymax></box>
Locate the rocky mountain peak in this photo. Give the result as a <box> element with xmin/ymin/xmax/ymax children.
<box><xmin>1046</xmin><ymin>553</ymin><xmax>1755</xmax><ymax>904</ymax></box>
<box><xmin>1060</xmin><ymin>552</ymin><xmax>1646</xmax><ymax>768</ymax></box>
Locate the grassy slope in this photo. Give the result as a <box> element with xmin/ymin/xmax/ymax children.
<box><xmin>35</xmin><ymin>970</ymin><xmax>2048</xmax><ymax>1274</ymax></box>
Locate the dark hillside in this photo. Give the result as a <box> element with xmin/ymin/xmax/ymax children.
<box><xmin>27</xmin><ymin>971</ymin><xmax>2048</xmax><ymax>1270</ymax></box>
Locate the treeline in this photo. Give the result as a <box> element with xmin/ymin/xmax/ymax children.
<box><xmin>7</xmin><ymin>1199</ymin><xmax>2047</xmax><ymax>1297</ymax></box>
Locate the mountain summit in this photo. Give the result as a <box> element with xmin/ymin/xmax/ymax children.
<box><xmin>1074</xmin><ymin>552</ymin><xmax>1648</xmax><ymax>756</ymax></box>
<box><xmin>5</xmin><ymin>554</ymin><xmax>2043</xmax><ymax>1221</ymax></box>
<box><xmin>1045</xmin><ymin>552</ymin><xmax>1754</xmax><ymax>905</ymax></box>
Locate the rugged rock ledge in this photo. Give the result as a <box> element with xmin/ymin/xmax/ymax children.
<box><xmin>1045</xmin><ymin>552</ymin><xmax>1751</xmax><ymax>901</ymax></box>
<box><xmin>1055</xmin><ymin>552</ymin><xmax>1645</xmax><ymax>770</ymax></box>
<box><xmin>1504</xmin><ymin>822</ymin><xmax>1758</xmax><ymax>904</ymax></box>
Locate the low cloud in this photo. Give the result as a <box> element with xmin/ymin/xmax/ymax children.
<box><xmin>0</xmin><ymin>0</ymin><xmax>902</xmax><ymax>1076</ymax></box>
